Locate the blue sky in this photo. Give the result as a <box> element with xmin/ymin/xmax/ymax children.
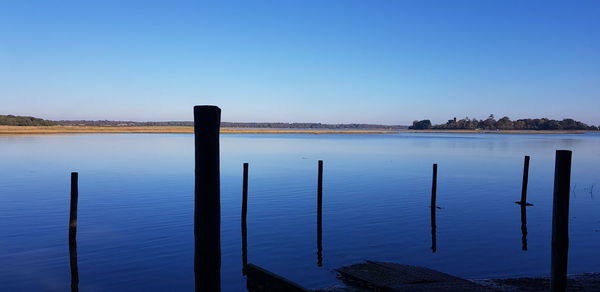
<box><xmin>1</xmin><ymin>0</ymin><xmax>599</xmax><ymax>125</ymax></box>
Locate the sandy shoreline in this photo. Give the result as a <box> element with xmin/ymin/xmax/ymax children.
<box><xmin>0</xmin><ymin>126</ymin><xmax>594</xmax><ymax>135</ymax></box>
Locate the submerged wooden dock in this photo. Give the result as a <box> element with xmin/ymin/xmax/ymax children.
<box><xmin>335</xmin><ymin>261</ymin><xmax>497</xmax><ymax>292</ymax></box>
<box><xmin>246</xmin><ymin>261</ymin><xmax>498</xmax><ymax>291</ymax></box>
<box><xmin>246</xmin><ymin>261</ymin><xmax>600</xmax><ymax>291</ymax></box>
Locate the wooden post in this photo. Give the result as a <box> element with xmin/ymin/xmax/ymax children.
<box><xmin>194</xmin><ymin>105</ymin><xmax>221</xmax><ymax>292</ymax></box>
<box><xmin>69</xmin><ymin>172</ymin><xmax>79</xmax><ymax>233</ymax></box>
<box><xmin>242</xmin><ymin>163</ymin><xmax>249</xmax><ymax>220</ymax></box>
<box><xmin>69</xmin><ymin>172</ymin><xmax>79</xmax><ymax>292</ymax></box>
<box><xmin>317</xmin><ymin>160</ymin><xmax>323</xmax><ymax>267</ymax></box>
<box><xmin>431</xmin><ymin>164</ymin><xmax>437</xmax><ymax>208</ymax></box>
<box><xmin>242</xmin><ymin>163</ymin><xmax>249</xmax><ymax>276</ymax></box>
<box><xmin>520</xmin><ymin>156</ymin><xmax>530</xmax><ymax>205</ymax></box>
<box><xmin>430</xmin><ymin>164</ymin><xmax>438</xmax><ymax>252</ymax></box>
<box><xmin>551</xmin><ymin>150</ymin><xmax>572</xmax><ymax>292</ymax></box>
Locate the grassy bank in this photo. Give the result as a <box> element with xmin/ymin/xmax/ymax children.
<box><xmin>0</xmin><ymin>126</ymin><xmax>593</xmax><ymax>135</ymax></box>
<box><xmin>0</xmin><ymin>125</ymin><xmax>398</xmax><ymax>134</ymax></box>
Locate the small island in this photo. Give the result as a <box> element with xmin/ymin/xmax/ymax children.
<box><xmin>410</xmin><ymin>115</ymin><xmax>598</xmax><ymax>131</ymax></box>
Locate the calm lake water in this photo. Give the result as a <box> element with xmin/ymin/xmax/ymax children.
<box><xmin>1</xmin><ymin>133</ymin><xmax>599</xmax><ymax>291</ymax></box>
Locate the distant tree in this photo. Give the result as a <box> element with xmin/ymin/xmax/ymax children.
<box><xmin>560</xmin><ymin>119</ymin><xmax>578</xmax><ymax>130</ymax></box>
<box><xmin>513</xmin><ymin>120</ymin><xmax>526</xmax><ymax>130</ymax></box>
<box><xmin>468</xmin><ymin>118</ymin><xmax>479</xmax><ymax>129</ymax></box>
<box><xmin>409</xmin><ymin>120</ymin><xmax>432</xmax><ymax>130</ymax></box>
<box><xmin>481</xmin><ymin>116</ymin><xmax>497</xmax><ymax>130</ymax></box>
<box><xmin>545</xmin><ymin>120</ymin><xmax>561</xmax><ymax>130</ymax></box>
<box><xmin>496</xmin><ymin>116</ymin><xmax>513</xmax><ymax>130</ymax></box>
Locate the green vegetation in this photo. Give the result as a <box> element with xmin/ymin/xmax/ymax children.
<box><xmin>409</xmin><ymin>119</ymin><xmax>432</xmax><ymax>129</ymax></box>
<box><xmin>2</xmin><ymin>115</ymin><xmax>408</xmax><ymax>129</ymax></box>
<box><xmin>57</xmin><ymin>120</ymin><xmax>408</xmax><ymax>130</ymax></box>
<box><xmin>0</xmin><ymin>115</ymin><xmax>56</xmax><ymax>126</ymax></box>
<box><xmin>410</xmin><ymin>115</ymin><xmax>598</xmax><ymax>131</ymax></box>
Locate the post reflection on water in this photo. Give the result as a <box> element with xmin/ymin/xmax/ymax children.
<box><xmin>430</xmin><ymin>164</ymin><xmax>438</xmax><ymax>253</ymax></box>
<box><xmin>242</xmin><ymin>163</ymin><xmax>249</xmax><ymax>276</ymax></box>
<box><xmin>69</xmin><ymin>172</ymin><xmax>79</xmax><ymax>292</ymax></box>
<box><xmin>317</xmin><ymin>160</ymin><xmax>324</xmax><ymax>268</ymax></box>
<box><xmin>431</xmin><ymin>206</ymin><xmax>437</xmax><ymax>253</ymax></box>
<box><xmin>520</xmin><ymin>205</ymin><xmax>528</xmax><ymax>251</ymax></box>
<box><xmin>242</xmin><ymin>208</ymin><xmax>248</xmax><ymax>276</ymax></box>
<box><xmin>69</xmin><ymin>231</ymin><xmax>79</xmax><ymax>292</ymax></box>
<box><xmin>317</xmin><ymin>210</ymin><xmax>323</xmax><ymax>267</ymax></box>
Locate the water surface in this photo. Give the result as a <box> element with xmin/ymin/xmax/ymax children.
<box><xmin>1</xmin><ymin>133</ymin><xmax>599</xmax><ymax>291</ymax></box>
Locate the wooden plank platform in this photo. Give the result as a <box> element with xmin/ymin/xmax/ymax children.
<box><xmin>336</xmin><ymin>261</ymin><xmax>499</xmax><ymax>292</ymax></box>
<box><xmin>246</xmin><ymin>264</ymin><xmax>309</xmax><ymax>292</ymax></box>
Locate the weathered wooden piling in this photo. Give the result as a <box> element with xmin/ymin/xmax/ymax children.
<box><xmin>551</xmin><ymin>150</ymin><xmax>572</xmax><ymax>292</ymax></box>
<box><xmin>431</xmin><ymin>164</ymin><xmax>437</xmax><ymax>208</ymax></box>
<box><xmin>317</xmin><ymin>160</ymin><xmax>323</xmax><ymax>267</ymax></box>
<box><xmin>430</xmin><ymin>164</ymin><xmax>438</xmax><ymax>253</ymax></box>
<box><xmin>242</xmin><ymin>163</ymin><xmax>249</xmax><ymax>275</ymax></box>
<box><xmin>69</xmin><ymin>172</ymin><xmax>79</xmax><ymax>292</ymax></box>
<box><xmin>242</xmin><ymin>163</ymin><xmax>249</xmax><ymax>220</ymax></box>
<box><xmin>520</xmin><ymin>156</ymin><xmax>530</xmax><ymax>205</ymax></box>
<box><xmin>69</xmin><ymin>172</ymin><xmax>79</xmax><ymax>233</ymax></box>
<box><xmin>194</xmin><ymin>105</ymin><xmax>221</xmax><ymax>292</ymax></box>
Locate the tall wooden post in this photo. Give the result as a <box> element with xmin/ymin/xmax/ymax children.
<box><xmin>431</xmin><ymin>164</ymin><xmax>438</xmax><ymax>252</ymax></box>
<box><xmin>431</xmin><ymin>164</ymin><xmax>437</xmax><ymax>208</ymax></box>
<box><xmin>317</xmin><ymin>160</ymin><xmax>323</xmax><ymax>267</ymax></box>
<box><xmin>69</xmin><ymin>172</ymin><xmax>79</xmax><ymax>292</ymax></box>
<box><xmin>242</xmin><ymin>163</ymin><xmax>249</xmax><ymax>275</ymax></box>
<box><xmin>551</xmin><ymin>150</ymin><xmax>572</xmax><ymax>292</ymax></box>
<box><xmin>69</xmin><ymin>172</ymin><xmax>79</xmax><ymax>233</ymax></box>
<box><xmin>520</xmin><ymin>156</ymin><xmax>530</xmax><ymax>205</ymax></box>
<box><xmin>194</xmin><ymin>105</ymin><xmax>221</xmax><ymax>292</ymax></box>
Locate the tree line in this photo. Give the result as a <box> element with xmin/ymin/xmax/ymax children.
<box><xmin>56</xmin><ymin>120</ymin><xmax>407</xmax><ymax>129</ymax></box>
<box><xmin>0</xmin><ymin>115</ymin><xmax>56</xmax><ymax>126</ymax></box>
<box><xmin>1</xmin><ymin>115</ymin><xmax>408</xmax><ymax>129</ymax></box>
<box><xmin>410</xmin><ymin>115</ymin><xmax>599</xmax><ymax>131</ymax></box>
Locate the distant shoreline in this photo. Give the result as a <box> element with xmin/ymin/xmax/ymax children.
<box><xmin>0</xmin><ymin>125</ymin><xmax>397</xmax><ymax>134</ymax></box>
<box><xmin>0</xmin><ymin>125</ymin><xmax>595</xmax><ymax>135</ymax></box>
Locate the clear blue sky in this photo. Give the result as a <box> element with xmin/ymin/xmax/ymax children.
<box><xmin>1</xmin><ymin>0</ymin><xmax>599</xmax><ymax>125</ymax></box>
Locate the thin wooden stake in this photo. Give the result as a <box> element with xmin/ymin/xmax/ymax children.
<box><xmin>431</xmin><ymin>164</ymin><xmax>437</xmax><ymax>208</ymax></box>
<box><xmin>520</xmin><ymin>156</ymin><xmax>531</xmax><ymax>205</ymax></box>
<box><xmin>431</xmin><ymin>164</ymin><xmax>438</xmax><ymax>252</ymax></box>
